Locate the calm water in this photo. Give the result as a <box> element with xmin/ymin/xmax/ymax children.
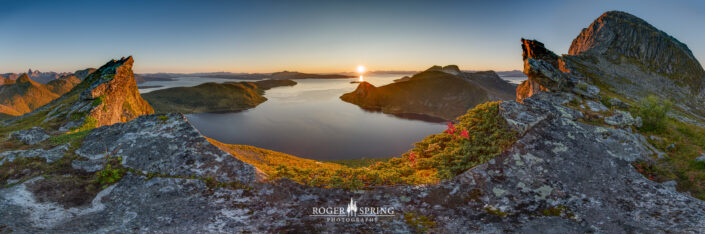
<box><xmin>138</xmin><ymin>74</ymin><xmax>520</xmax><ymax>160</ymax></box>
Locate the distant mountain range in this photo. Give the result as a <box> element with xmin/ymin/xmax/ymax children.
<box><xmin>134</xmin><ymin>71</ymin><xmax>355</xmax><ymax>84</ymax></box>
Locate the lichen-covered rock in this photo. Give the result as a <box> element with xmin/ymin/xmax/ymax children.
<box><xmin>0</xmin><ymin>144</ymin><xmax>68</xmax><ymax>165</ymax></box>
<box><xmin>74</xmin><ymin>113</ymin><xmax>255</xmax><ymax>184</ymax></box>
<box><xmin>608</xmin><ymin>97</ymin><xmax>631</xmax><ymax>109</ymax></box>
<box><xmin>585</xmin><ymin>100</ymin><xmax>609</xmax><ymax>112</ymax></box>
<box><xmin>605</xmin><ymin>110</ymin><xmax>642</xmax><ymax>128</ymax></box>
<box><xmin>8</xmin><ymin>127</ymin><xmax>49</xmax><ymax>145</ymax></box>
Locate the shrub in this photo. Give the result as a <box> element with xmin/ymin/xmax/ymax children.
<box><xmin>95</xmin><ymin>163</ymin><xmax>126</xmax><ymax>189</ymax></box>
<box><xmin>636</xmin><ymin>95</ymin><xmax>671</xmax><ymax>132</ymax></box>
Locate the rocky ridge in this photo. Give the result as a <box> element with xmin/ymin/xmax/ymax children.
<box><xmin>564</xmin><ymin>11</ymin><xmax>705</xmax><ymax>120</ymax></box>
<box><xmin>2</xmin><ymin>56</ymin><xmax>153</xmax><ymax>133</ymax></box>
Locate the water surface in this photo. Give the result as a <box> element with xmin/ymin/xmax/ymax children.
<box><xmin>139</xmin><ymin>74</ymin><xmax>521</xmax><ymax>160</ymax></box>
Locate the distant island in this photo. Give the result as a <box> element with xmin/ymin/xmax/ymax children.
<box><xmin>340</xmin><ymin>65</ymin><xmax>515</xmax><ymax>121</ymax></box>
<box><xmin>142</xmin><ymin>79</ymin><xmax>297</xmax><ymax>114</ymax></box>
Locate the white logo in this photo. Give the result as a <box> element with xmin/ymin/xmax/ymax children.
<box><xmin>346</xmin><ymin>198</ymin><xmax>358</xmax><ymax>216</ymax></box>
<box><xmin>310</xmin><ymin>198</ymin><xmax>395</xmax><ymax>222</ymax></box>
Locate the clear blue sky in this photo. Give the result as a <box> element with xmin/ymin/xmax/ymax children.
<box><xmin>1</xmin><ymin>0</ymin><xmax>703</xmax><ymax>73</ymax></box>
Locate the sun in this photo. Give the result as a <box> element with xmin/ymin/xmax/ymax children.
<box><xmin>356</xmin><ymin>65</ymin><xmax>366</xmax><ymax>74</ymax></box>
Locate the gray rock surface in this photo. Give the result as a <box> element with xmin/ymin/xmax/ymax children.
<box><xmin>696</xmin><ymin>153</ymin><xmax>705</xmax><ymax>162</ymax></box>
<box><xmin>74</xmin><ymin>113</ymin><xmax>255</xmax><ymax>184</ymax></box>
<box><xmin>9</xmin><ymin>127</ymin><xmax>49</xmax><ymax>145</ymax></box>
<box><xmin>585</xmin><ymin>100</ymin><xmax>608</xmax><ymax>112</ymax></box>
<box><xmin>608</xmin><ymin>97</ymin><xmax>630</xmax><ymax>109</ymax></box>
<box><xmin>0</xmin><ymin>144</ymin><xmax>68</xmax><ymax>165</ymax></box>
<box><xmin>605</xmin><ymin>110</ymin><xmax>642</xmax><ymax>128</ymax></box>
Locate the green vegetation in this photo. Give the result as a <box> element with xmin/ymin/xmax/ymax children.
<box><xmin>211</xmin><ymin>102</ymin><xmax>517</xmax><ymax>189</ymax></box>
<box><xmin>72</xmin><ymin>116</ymin><xmax>97</xmax><ymax>133</ymax></box>
<box><xmin>485</xmin><ymin>205</ymin><xmax>507</xmax><ymax>217</ymax></box>
<box><xmin>327</xmin><ymin>157</ymin><xmax>391</xmax><ymax>168</ymax></box>
<box><xmin>635</xmin><ymin>95</ymin><xmax>672</xmax><ymax>132</ymax></box>
<box><xmin>409</xmin><ymin>102</ymin><xmax>517</xmax><ymax>179</ymax></box>
<box><xmin>48</xmin><ymin>130</ymin><xmax>91</xmax><ymax>148</ymax></box>
<box><xmin>539</xmin><ymin>205</ymin><xmax>574</xmax><ymax>218</ymax></box>
<box><xmin>157</xmin><ymin>115</ymin><xmax>169</xmax><ymax>124</ymax></box>
<box><xmin>633</xmin><ymin>118</ymin><xmax>705</xmax><ymax>200</ymax></box>
<box><xmin>403</xmin><ymin>212</ymin><xmax>435</xmax><ymax>232</ymax></box>
<box><xmin>95</xmin><ymin>156</ymin><xmax>126</xmax><ymax>189</ymax></box>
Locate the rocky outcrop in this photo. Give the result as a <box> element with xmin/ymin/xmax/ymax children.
<box><xmin>569</xmin><ymin>11</ymin><xmax>705</xmax><ymax>93</ymax></box>
<box><xmin>516</xmin><ymin>39</ymin><xmax>580</xmax><ymax>102</ymax></box>
<box><xmin>563</xmin><ymin>11</ymin><xmax>705</xmax><ymax>119</ymax></box>
<box><xmin>2</xmin><ymin>56</ymin><xmax>154</xmax><ymax>132</ymax></box>
<box><xmin>72</xmin><ymin>114</ymin><xmax>255</xmax><ymax>182</ymax></box>
<box><xmin>341</xmin><ymin>66</ymin><xmax>515</xmax><ymax>120</ymax></box>
<box><xmin>78</xmin><ymin>56</ymin><xmax>154</xmax><ymax>127</ymax></box>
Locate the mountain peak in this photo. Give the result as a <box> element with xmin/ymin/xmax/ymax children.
<box><xmin>425</xmin><ymin>65</ymin><xmax>461</xmax><ymax>75</ymax></box>
<box><xmin>4</xmin><ymin>56</ymin><xmax>152</xmax><ymax>132</ymax></box>
<box><xmin>16</xmin><ymin>74</ymin><xmax>32</xmax><ymax>83</ymax></box>
<box><xmin>568</xmin><ymin>11</ymin><xmax>705</xmax><ymax>92</ymax></box>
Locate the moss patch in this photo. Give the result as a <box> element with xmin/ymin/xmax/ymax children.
<box><xmin>403</xmin><ymin>211</ymin><xmax>435</xmax><ymax>233</ymax></box>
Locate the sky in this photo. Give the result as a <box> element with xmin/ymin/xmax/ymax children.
<box><xmin>1</xmin><ymin>0</ymin><xmax>704</xmax><ymax>74</ymax></box>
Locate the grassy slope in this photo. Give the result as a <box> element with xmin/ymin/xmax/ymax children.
<box><xmin>568</xmin><ymin>56</ymin><xmax>705</xmax><ymax>200</ymax></box>
<box><xmin>340</xmin><ymin>70</ymin><xmax>489</xmax><ymax>121</ymax></box>
<box><xmin>143</xmin><ymin>79</ymin><xmax>296</xmax><ymax>114</ymax></box>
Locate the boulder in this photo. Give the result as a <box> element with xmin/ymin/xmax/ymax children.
<box><xmin>9</xmin><ymin>127</ymin><xmax>49</xmax><ymax>145</ymax></box>
<box><xmin>604</xmin><ymin>110</ymin><xmax>642</xmax><ymax>128</ymax></box>
<box><xmin>585</xmin><ymin>100</ymin><xmax>609</xmax><ymax>112</ymax></box>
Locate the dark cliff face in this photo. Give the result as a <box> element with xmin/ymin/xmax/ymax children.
<box><xmin>516</xmin><ymin>39</ymin><xmax>568</xmax><ymax>101</ymax></box>
<box><xmin>521</xmin><ymin>39</ymin><xmax>559</xmax><ymax>69</ymax></box>
<box><xmin>569</xmin><ymin>11</ymin><xmax>705</xmax><ymax>93</ymax></box>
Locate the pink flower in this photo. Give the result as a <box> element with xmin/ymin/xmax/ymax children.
<box><xmin>460</xmin><ymin>130</ymin><xmax>469</xmax><ymax>139</ymax></box>
<box><xmin>444</xmin><ymin>122</ymin><xmax>456</xmax><ymax>135</ymax></box>
<box><xmin>408</xmin><ymin>152</ymin><xmax>416</xmax><ymax>164</ymax></box>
